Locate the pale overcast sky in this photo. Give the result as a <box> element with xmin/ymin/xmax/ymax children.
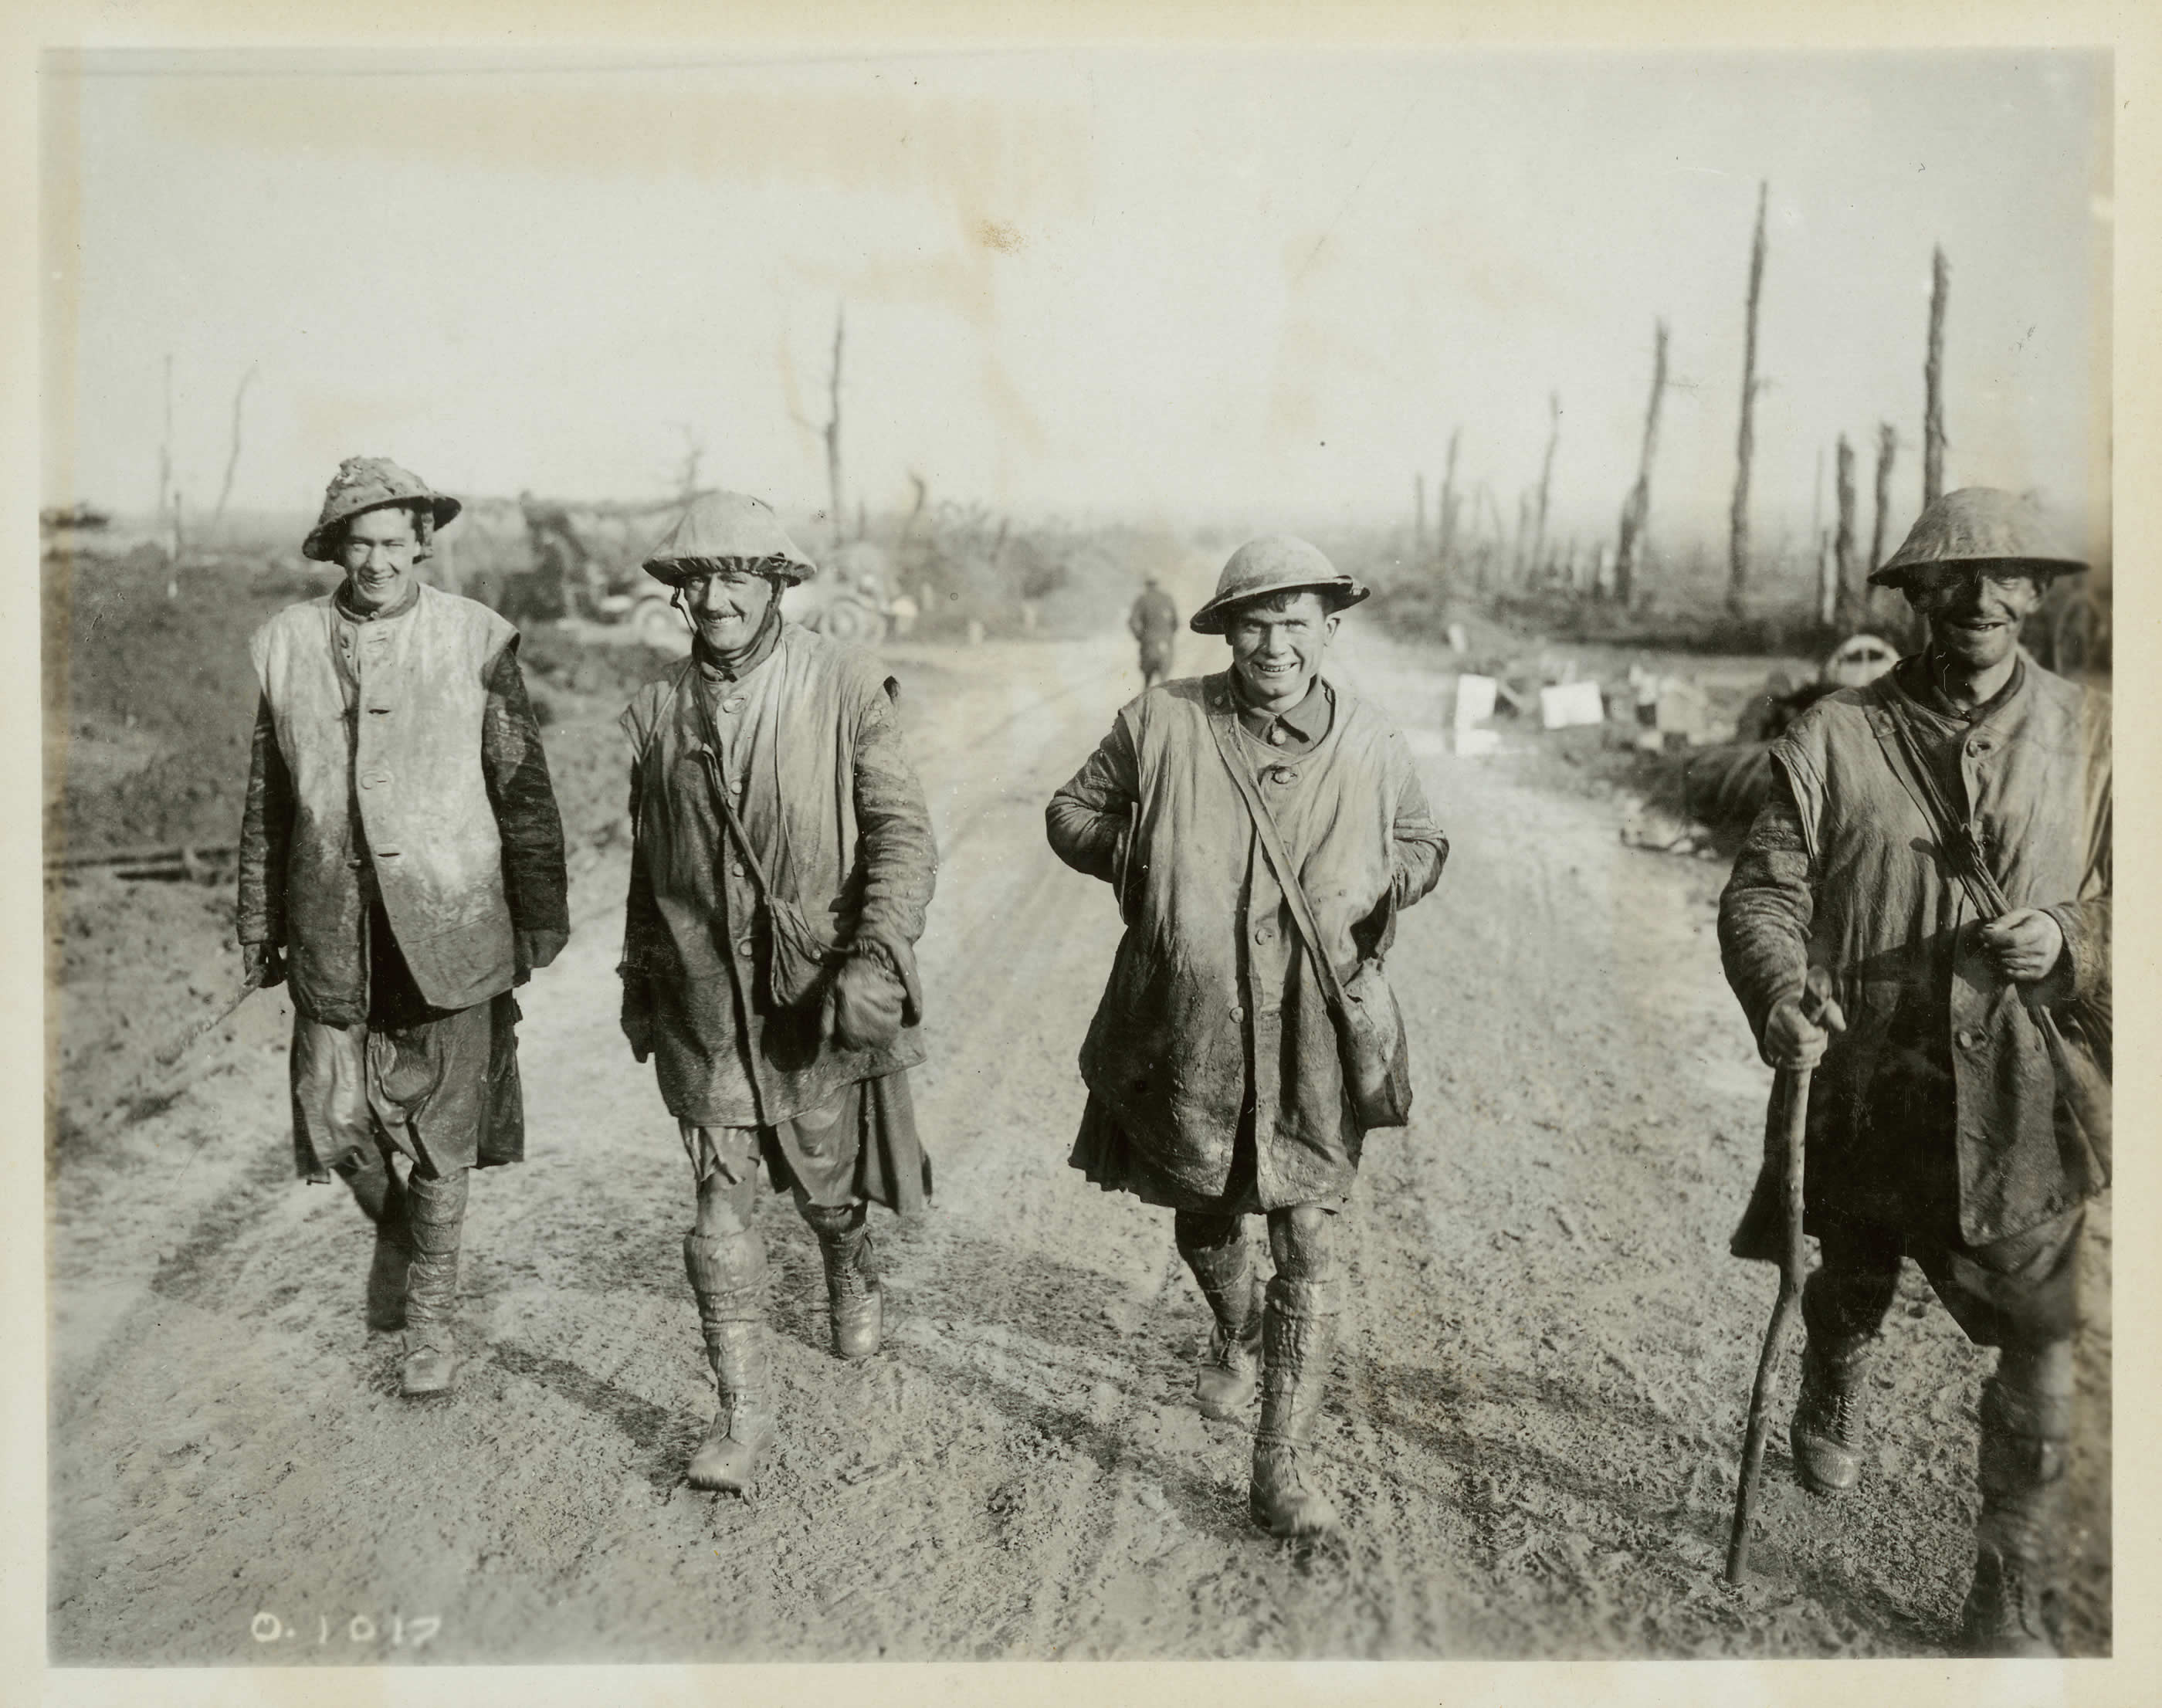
<box><xmin>43</xmin><ymin>48</ymin><xmax>2109</xmax><ymax>551</ymax></box>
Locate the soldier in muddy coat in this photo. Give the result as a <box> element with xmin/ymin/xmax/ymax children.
<box><xmin>239</xmin><ymin>457</ymin><xmax>569</xmax><ymax>1397</ymax></box>
<box><xmin>1718</xmin><ymin>489</ymin><xmax>2109</xmax><ymax>1655</ymax></box>
<box><xmin>618</xmin><ymin>492</ymin><xmax>937</xmax><ymax>1494</ymax></box>
<box><xmin>1048</xmin><ymin>537</ymin><xmax>1449</xmax><ymax>1539</ymax></box>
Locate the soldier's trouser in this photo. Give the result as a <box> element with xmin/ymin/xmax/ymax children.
<box><xmin>1802</xmin><ymin>1213</ymin><xmax>2081</xmax><ymax>1352</ymax></box>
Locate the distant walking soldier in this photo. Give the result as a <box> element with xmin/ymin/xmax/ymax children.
<box><xmin>1719</xmin><ymin>489</ymin><xmax>2109</xmax><ymax>1655</ymax></box>
<box><xmin>239</xmin><ymin>457</ymin><xmax>569</xmax><ymax>1396</ymax></box>
<box><xmin>1128</xmin><ymin>573</ymin><xmax>1180</xmax><ymax>689</ymax></box>
<box><xmin>1048</xmin><ymin>537</ymin><xmax>1448</xmax><ymax>1539</ymax></box>
<box><xmin>618</xmin><ymin>492</ymin><xmax>937</xmax><ymax>1494</ymax></box>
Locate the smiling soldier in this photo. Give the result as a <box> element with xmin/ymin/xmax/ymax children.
<box><xmin>618</xmin><ymin>492</ymin><xmax>937</xmax><ymax>1495</ymax></box>
<box><xmin>239</xmin><ymin>457</ymin><xmax>569</xmax><ymax>1397</ymax></box>
<box><xmin>1046</xmin><ymin>537</ymin><xmax>1449</xmax><ymax>1540</ymax></box>
<box><xmin>1719</xmin><ymin>488</ymin><xmax>2110</xmax><ymax>1655</ymax></box>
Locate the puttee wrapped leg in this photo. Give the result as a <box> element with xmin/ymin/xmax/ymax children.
<box><xmin>398</xmin><ymin>1165</ymin><xmax>469</xmax><ymax>1396</ymax></box>
<box><xmin>1958</xmin><ymin>1360</ymin><xmax>2073</xmax><ymax>1657</ymax></box>
<box><xmin>1175</xmin><ymin>1212</ymin><xmax>1262</xmax><ymax>1422</ymax></box>
<box><xmin>683</xmin><ymin>1222</ymin><xmax>774</xmax><ymax>1493</ymax></box>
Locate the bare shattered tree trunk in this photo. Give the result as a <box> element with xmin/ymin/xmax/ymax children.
<box><xmin>1833</xmin><ymin>434</ymin><xmax>1858</xmax><ymax>627</ymax></box>
<box><xmin>1532</xmin><ymin>391</ymin><xmax>1559</xmax><ymax>583</ymax></box>
<box><xmin>1438</xmin><ymin>427</ymin><xmax>1461</xmax><ymax>578</ymax></box>
<box><xmin>825</xmin><ymin>306</ymin><xmax>845</xmax><ymax>550</ymax></box>
<box><xmin>1613</xmin><ymin>319</ymin><xmax>1668</xmax><ymax>608</ymax></box>
<box><xmin>210</xmin><ymin>363</ymin><xmax>258</xmax><ymax>537</ymax></box>
<box><xmin>1923</xmin><ymin>247</ymin><xmax>1948</xmax><ymax>508</ymax></box>
<box><xmin>1727</xmin><ymin>181</ymin><xmax>1768</xmax><ymax>618</ymax></box>
<box><xmin>1869</xmin><ymin>422</ymin><xmax>1896</xmax><ymax>573</ymax></box>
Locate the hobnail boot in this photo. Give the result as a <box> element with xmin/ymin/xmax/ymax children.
<box><xmin>808</xmin><ymin>1205</ymin><xmax>883</xmax><ymax>1361</ymax></box>
<box><xmin>1790</xmin><ymin>1336</ymin><xmax>1871</xmax><ymax>1494</ymax></box>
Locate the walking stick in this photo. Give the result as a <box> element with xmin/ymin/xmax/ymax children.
<box><xmin>1725</xmin><ymin>966</ymin><xmax>1835</xmax><ymax>1584</ymax></box>
<box><xmin>155</xmin><ymin>959</ymin><xmax>269</xmax><ymax>1070</ymax></box>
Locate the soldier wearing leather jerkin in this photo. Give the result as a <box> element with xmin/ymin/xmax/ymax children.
<box><xmin>239</xmin><ymin>457</ymin><xmax>569</xmax><ymax>1398</ymax></box>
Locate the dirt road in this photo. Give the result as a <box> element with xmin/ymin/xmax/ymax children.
<box><xmin>46</xmin><ymin>619</ymin><xmax>2109</xmax><ymax>1663</ymax></box>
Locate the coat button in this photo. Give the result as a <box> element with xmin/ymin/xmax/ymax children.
<box><xmin>1230</xmin><ymin>1004</ymin><xmax>1245</xmax><ymax>1021</ymax></box>
<box><xmin>1254</xmin><ymin>923</ymin><xmax>1274</xmax><ymax>944</ymax></box>
<box><xmin>1269</xmin><ymin>766</ymin><xmax>1297</xmax><ymax>784</ymax></box>
<box><xmin>723</xmin><ymin>696</ymin><xmax>747</xmax><ymax>713</ymax></box>
<box><xmin>737</xmin><ymin>940</ymin><xmax>754</xmax><ymax>958</ymax></box>
<box><xmin>358</xmin><ymin>771</ymin><xmax>389</xmax><ymax>789</ymax></box>
<box><xmin>1957</xmin><ymin>1029</ymin><xmax>1981</xmax><ymax>1049</ymax></box>
<box><xmin>730</xmin><ymin>862</ymin><xmax>747</xmax><ymax>877</ymax></box>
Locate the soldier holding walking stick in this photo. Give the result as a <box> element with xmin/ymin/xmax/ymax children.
<box><xmin>1716</xmin><ymin>489</ymin><xmax>2110</xmax><ymax>1655</ymax></box>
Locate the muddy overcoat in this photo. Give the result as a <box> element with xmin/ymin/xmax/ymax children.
<box><xmin>618</xmin><ymin>623</ymin><xmax>937</xmax><ymax>1132</ymax></box>
<box><xmin>1720</xmin><ymin>659</ymin><xmax>2110</xmax><ymax>1255</ymax></box>
<box><xmin>1047</xmin><ymin>673</ymin><xmax>1447</xmax><ymax>1208</ymax></box>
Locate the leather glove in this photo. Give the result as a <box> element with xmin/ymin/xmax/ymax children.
<box><xmin>620</xmin><ymin>974</ymin><xmax>656</xmax><ymax>1063</ymax></box>
<box><xmin>829</xmin><ymin>953</ymin><xmax>906</xmax><ymax>1051</ymax></box>
<box><xmin>242</xmin><ymin>942</ymin><xmax>286</xmax><ymax>991</ymax></box>
<box><xmin>517</xmin><ymin>927</ymin><xmax>571</xmax><ymax>978</ymax></box>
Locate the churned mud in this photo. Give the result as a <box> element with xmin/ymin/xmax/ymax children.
<box><xmin>46</xmin><ymin>580</ymin><xmax>2108</xmax><ymax>1662</ymax></box>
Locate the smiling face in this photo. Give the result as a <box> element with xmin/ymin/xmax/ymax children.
<box><xmin>680</xmin><ymin>561</ymin><xmax>781</xmax><ymax>655</ymax></box>
<box><xmin>338</xmin><ymin>506</ymin><xmax>422</xmax><ymax>613</ymax></box>
<box><xmin>1225</xmin><ymin>589</ymin><xmax>1339</xmax><ymax>712</ymax></box>
<box><xmin>1903</xmin><ymin>562</ymin><xmax>2047</xmax><ymax>673</ymax></box>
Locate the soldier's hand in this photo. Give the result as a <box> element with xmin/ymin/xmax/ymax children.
<box><xmin>620</xmin><ymin>978</ymin><xmax>656</xmax><ymax>1063</ymax></box>
<box><xmin>829</xmin><ymin>954</ymin><xmax>905</xmax><ymax>1051</ymax></box>
<box><xmin>1977</xmin><ymin>909</ymin><xmax>2064</xmax><ymax>984</ymax></box>
<box><xmin>1762</xmin><ymin>988</ymin><xmax>1846</xmax><ymax>1070</ymax></box>
<box><xmin>242</xmin><ymin>942</ymin><xmax>286</xmax><ymax>991</ymax></box>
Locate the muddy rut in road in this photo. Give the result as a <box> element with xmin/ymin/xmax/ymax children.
<box><xmin>47</xmin><ymin>623</ymin><xmax>2108</xmax><ymax>1662</ymax></box>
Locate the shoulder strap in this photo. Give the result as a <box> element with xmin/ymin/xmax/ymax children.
<box><xmin>1867</xmin><ymin>686</ymin><xmax>2008</xmax><ymax>920</ymax></box>
<box><xmin>1202</xmin><ymin>696</ymin><xmax>1350</xmax><ymax>1018</ymax></box>
<box><xmin>677</xmin><ymin>666</ymin><xmax>780</xmax><ymax>903</ymax></box>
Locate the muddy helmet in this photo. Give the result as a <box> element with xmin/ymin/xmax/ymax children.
<box><xmin>303</xmin><ymin>456</ymin><xmax>461</xmax><ymax>562</ymax></box>
<box><xmin>1189</xmin><ymin>536</ymin><xmax>1370</xmax><ymax>635</ymax></box>
<box><xmin>1870</xmin><ymin>487</ymin><xmax>2088</xmax><ymax>588</ymax></box>
<box><xmin>642</xmin><ymin>491</ymin><xmax>818</xmax><ymax>587</ymax></box>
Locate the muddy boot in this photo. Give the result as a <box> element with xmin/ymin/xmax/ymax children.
<box><xmin>337</xmin><ymin>1147</ymin><xmax>412</xmax><ymax>1332</ymax></box>
<box><xmin>801</xmin><ymin>1202</ymin><xmax>883</xmax><ymax>1361</ymax></box>
<box><xmin>1958</xmin><ymin>1371</ymin><xmax>2072</xmax><ymax>1657</ymax></box>
<box><xmin>1179</xmin><ymin>1227</ymin><xmax>1263</xmax><ymax>1422</ymax></box>
<box><xmin>1789</xmin><ymin>1333</ymin><xmax>1873</xmax><ymax>1495</ymax></box>
<box><xmin>684</xmin><ymin>1229</ymin><xmax>774</xmax><ymax>1493</ymax></box>
<box><xmin>364</xmin><ymin>1178</ymin><xmax>413</xmax><ymax>1334</ymax></box>
<box><xmin>1249</xmin><ymin>1276</ymin><xmax>1344</xmax><ymax>1540</ymax></box>
<box><xmin>399</xmin><ymin>1167</ymin><xmax>469</xmax><ymax>1397</ymax></box>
